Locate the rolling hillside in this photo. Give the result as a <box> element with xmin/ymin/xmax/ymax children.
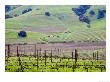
<box><xmin>5</xmin><ymin>5</ymin><xmax>106</xmax><ymax>44</ymax></box>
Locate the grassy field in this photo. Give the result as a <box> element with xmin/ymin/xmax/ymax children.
<box><xmin>5</xmin><ymin>57</ymin><xmax>106</xmax><ymax>72</ymax></box>
<box><xmin>5</xmin><ymin>5</ymin><xmax>106</xmax><ymax>44</ymax></box>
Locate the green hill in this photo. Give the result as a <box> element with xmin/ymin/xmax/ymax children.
<box><xmin>5</xmin><ymin>5</ymin><xmax>106</xmax><ymax>44</ymax></box>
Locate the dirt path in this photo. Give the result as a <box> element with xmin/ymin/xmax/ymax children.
<box><xmin>5</xmin><ymin>41</ymin><xmax>106</xmax><ymax>57</ymax></box>
<box><xmin>5</xmin><ymin>41</ymin><xmax>106</xmax><ymax>51</ymax></box>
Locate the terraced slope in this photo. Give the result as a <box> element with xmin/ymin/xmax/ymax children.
<box><xmin>5</xmin><ymin>5</ymin><xmax>106</xmax><ymax>44</ymax></box>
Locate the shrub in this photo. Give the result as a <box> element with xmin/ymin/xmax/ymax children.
<box><xmin>79</xmin><ymin>5</ymin><xmax>91</xmax><ymax>10</ymax></box>
<box><xmin>72</xmin><ymin>8</ymin><xmax>86</xmax><ymax>16</ymax></box>
<box><xmin>89</xmin><ymin>10</ymin><xmax>95</xmax><ymax>16</ymax></box>
<box><xmin>45</xmin><ymin>12</ymin><xmax>50</xmax><ymax>16</ymax></box>
<box><xmin>5</xmin><ymin>5</ymin><xmax>11</xmax><ymax>12</ymax></box>
<box><xmin>72</xmin><ymin>5</ymin><xmax>91</xmax><ymax>16</ymax></box>
<box><xmin>79</xmin><ymin>15</ymin><xmax>90</xmax><ymax>24</ymax></box>
<box><xmin>102</xmin><ymin>10</ymin><xmax>106</xmax><ymax>14</ymax></box>
<box><xmin>22</xmin><ymin>9</ymin><xmax>28</xmax><ymax>14</ymax></box>
<box><xmin>22</xmin><ymin>8</ymin><xmax>32</xmax><ymax>14</ymax></box>
<box><xmin>97</xmin><ymin>10</ymin><xmax>106</xmax><ymax>19</ymax></box>
<box><xmin>27</xmin><ymin>8</ymin><xmax>32</xmax><ymax>12</ymax></box>
<box><xmin>18</xmin><ymin>31</ymin><xmax>27</xmax><ymax>38</ymax></box>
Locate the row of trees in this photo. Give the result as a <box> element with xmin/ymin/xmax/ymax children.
<box><xmin>6</xmin><ymin>5</ymin><xmax>106</xmax><ymax>21</ymax></box>
<box><xmin>72</xmin><ymin>5</ymin><xmax>91</xmax><ymax>25</ymax></box>
<box><xmin>22</xmin><ymin>8</ymin><xmax>32</xmax><ymax>14</ymax></box>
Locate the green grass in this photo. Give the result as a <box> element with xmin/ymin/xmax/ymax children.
<box><xmin>5</xmin><ymin>5</ymin><xmax>106</xmax><ymax>44</ymax></box>
<box><xmin>5</xmin><ymin>57</ymin><xmax>106</xmax><ymax>72</ymax></box>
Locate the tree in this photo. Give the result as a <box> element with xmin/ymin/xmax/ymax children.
<box><xmin>45</xmin><ymin>12</ymin><xmax>50</xmax><ymax>16</ymax></box>
<box><xmin>27</xmin><ymin>8</ymin><xmax>32</xmax><ymax>12</ymax></box>
<box><xmin>89</xmin><ymin>10</ymin><xmax>95</xmax><ymax>16</ymax></box>
<box><xmin>79</xmin><ymin>15</ymin><xmax>90</xmax><ymax>24</ymax></box>
<box><xmin>22</xmin><ymin>9</ymin><xmax>28</xmax><ymax>14</ymax></box>
<box><xmin>79</xmin><ymin>5</ymin><xmax>91</xmax><ymax>10</ymax></box>
<box><xmin>97</xmin><ymin>10</ymin><xmax>106</xmax><ymax>19</ymax></box>
<box><xmin>18</xmin><ymin>31</ymin><xmax>27</xmax><ymax>38</ymax></box>
<box><xmin>72</xmin><ymin>5</ymin><xmax>91</xmax><ymax>16</ymax></box>
<box><xmin>72</xmin><ymin>8</ymin><xmax>86</xmax><ymax>16</ymax></box>
<box><xmin>5</xmin><ymin>5</ymin><xmax>11</xmax><ymax>12</ymax></box>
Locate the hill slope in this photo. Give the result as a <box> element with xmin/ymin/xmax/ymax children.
<box><xmin>5</xmin><ymin>5</ymin><xmax>106</xmax><ymax>44</ymax></box>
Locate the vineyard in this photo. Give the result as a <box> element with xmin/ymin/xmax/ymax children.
<box><xmin>5</xmin><ymin>42</ymin><xmax>106</xmax><ymax>72</ymax></box>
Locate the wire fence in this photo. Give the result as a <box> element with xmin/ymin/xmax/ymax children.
<box><xmin>5</xmin><ymin>44</ymin><xmax>106</xmax><ymax>72</ymax></box>
<box><xmin>5</xmin><ymin>43</ymin><xmax>106</xmax><ymax>60</ymax></box>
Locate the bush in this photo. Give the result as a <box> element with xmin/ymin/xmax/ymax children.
<box><xmin>72</xmin><ymin>5</ymin><xmax>91</xmax><ymax>16</ymax></box>
<box><xmin>72</xmin><ymin>8</ymin><xmax>86</xmax><ymax>16</ymax></box>
<box><xmin>97</xmin><ymin>10</ymin><xmax>106</xmax><ymax>19</ymax></box>
<box><xmin>79</xmin><ymin>5</ymin><xmax>91</xmax><ymax>10</ymax></box>
<box><xmin>79</xmin><ymin>15</ymin><xmax>90</xmax><ymax>24</ymax></box>
<box><xmin>18</xmin><ymin>31</ymin><xmax>27</xmax><ymax>38</ymax></box>
<box><xmin>102</xmin><ymin>10</ymin><xmax>106</xmax><ymax>13</ymax></box>
<box><xmin>27</xmin><ymin>8</ymin><xmax>32</xmax><ymax>12</ymax></box>
<box><xmin>89</xmin><ymin>10</ymin><xmax>95</xmax><ymax>16</ymax></box>
<box><xmin>22</xmin><ymin>10</ymin><xmax>28</xmax><ymax>14</ymax></box>
<box><xmin>45</xmin><ymin>12</ymin><xmax>50</xmax><ymax>16</ymax></box>
<box><xmin>5</xmin><ymin>5</ymin><xmax>11</xmax><ymax>12</ymax></box>
<box><xmin>22</xmin><ymin>8</ymin><xmax>32</xmax><ymax>14</ymax></box>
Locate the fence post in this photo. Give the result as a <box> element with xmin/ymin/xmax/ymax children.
<box><xmin>7</xmin><ymin>44</ymin><xmax>10</xmax><ymax>57</ymax></box>
<box><xmin>17</xmin><ymin>46</ymin><xmax>19</xmax><ymax>57</ymax></box>
<box><xmin>94</xmin><ymin>52</ymin><xmax>96</xmax><ymax>60</ymax></box>
<box><xmin>44</xmin><ymin>50</ymin><xmax>47</xmax><ymax>65</ymax></box>
<box><xmin>37</xmin><ymin>49</ymin><xmax>39</xmax><ymax>70</ymax></box>
<box><xmin>72</xmin><ymin>51</ymin><xmax>74</xmax><ymax>59</ymax></box>
<box><xmin>39</xmin><ymin>48</ymin><xmax>41</xmax><ymax>57</ymax></box>
<box><xmin>58</xmin><ymin>49</ymin><xmax>59</xmax><ymax>55</ymax></box>
<box><xmin>5</xmin><ymin>49</ymin><xmax>7</xmax><ymax>57</ymax></box>
<box><xmin>75</xmin><ymin>49</ymin><xmax>78</xmax><ymax>63</ymax></box>
<box><xmin>34</xmin><ymin>44</ymin><xmax>36</xmax><ymax>58</ymax></box>
<box><xmin>93</xmin><ymin>52</ymin><xmax>94</xmax><ymax>60</ymax></box>
<box><xmin>97</xmin><ymin>51</ymin><xmax>98</xmax><ymax>60</ymax></box>
<box><xmin>50</xmin><ymin>50</ymin><xmax>52</xmax><ymax>63</ymax></box>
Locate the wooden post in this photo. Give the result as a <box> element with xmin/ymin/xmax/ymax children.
<box><xmin>39</xmin><ymin>48</ymin><xmax>41</xmax><ymax>57</ymax></box>
<box><xmin>73</xmin><ymin>64</ymin><xmax>75</xmax><ymax>72</ymax></box>
<box><xmin>37</xmin><ymin>49</ymin><xmax>39</xmax><ymax>69</ymax></box>
<box><xmin>58</xmin><ymin>49</ymin><xmax>59</xmax><ymax>55</ymax></box>
<box><xmin>72</xmin><ymin>51</ymin><xmax>73</xmax><ymax>59</ymax></box>
<box><xmin>44</xmin><ymin>50</ymin><xmax>47</xmax><ymax>65</ymax></box>
<box><xmin>93</xmin><ymin>52</ymin><xmax>94</xmax><ymax>60</ymax></box>
<box><xmin>17</xmin><ymin>46</ymin><xmax>19</xmax><ymax>57</ymax></box>
<box><xmin>34</xmin><ymin>44</ymin><xmax>36</xmax><ymax>58</ymax></box>
<box><xmin>5</xmin><ymin>49</ymin><xmax>7</xmax><ymax>57</ymax></box>
<box><xmin>50</xmin><ymin>50</ymin><xmax>52</xmax><ymax>63</ymax></box>
<box><xmin>101</xmin><ymin>67</ymin><xmax>103</xmax><ymax>72</ymax></box>
<box><xmin>94</xmin><ymin>52</ymin><xmax>96</xmax><ymax>60</ymax></box>
<box><xmin>86</xmin><ymin>68</ymin><xmax>88</xmax><ymax>72</ymax></box>
<box><xmin>7</xmin><ymin>44</ymin><xmax>10</xmax><ymax>57</ymax></box>
<box><xmin>75</xmin><ymin>49</ymin><xmax>78</xmax><ymax>63</ymax></box>
<box><xmin>97</xmin><ymin>51</ymin><xmax>98</xmax><ymax>60</ymax></box>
